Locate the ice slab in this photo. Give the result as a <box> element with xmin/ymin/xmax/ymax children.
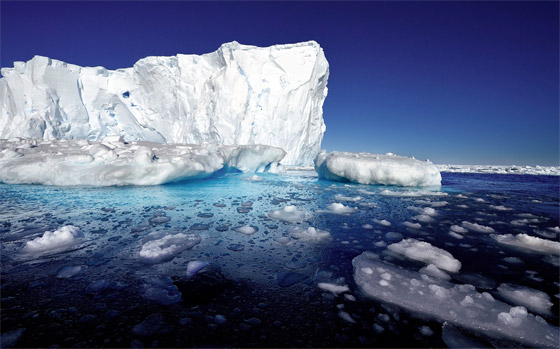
<box><xmin>387</xmin><ymin>239</ymin><xmax>461</xmax><ymax>273</ymax></box>
<box><xmin>497</xmin><ymin>283</ymin><xmax>553</xmax><ymax>315</ymax></box>
<box><xmin>491</xmin><ymin>233</ymin><xmax>560</xmax><ymax>254</ymax></box>
<box><xmin>23</xmin><ymin>225</ymin><xmax>83</xmax><ymax>253</ymax></box>
<box><xmin>0</xmin><ymin>41</ymin><xmax>329</xmax><ymax>165</ymax></box>
<box><xmin>353</xmin><ymin>252</ymin><xmax>559</xmax><ymax>347</ymax></box>
<box><xmin>0</xmin><ymin>138</ymin><xmax>285</xmax><ymax>186</ymax></box>
<box><xmin>314</xmin><ymin>151</ymin><xmax>441</xmax><ymax>187</ymax></box>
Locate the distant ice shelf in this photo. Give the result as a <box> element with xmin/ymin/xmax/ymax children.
<box><xmin>0</xmin><ymin>41</ymin><xmax>329</xmax><ymax>165</ymax></box>
<box><xmin>0</xmin><ymin>137</ymin><xmax>285</xmax><ymax>186</ymax></box>
<box><xmin>438</xmin><ymin>164</ymin><xmax>560</xmax><ymax>176</ymax></box>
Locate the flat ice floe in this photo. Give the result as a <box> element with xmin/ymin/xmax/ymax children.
<box><xmin>314</xmin><ymin>151</ymin><xmax>441</xmax><ymax>187</ymax></box>
<box><xmin>268</xmin><ymin>205</ymin><xmax>312</xmax><ymax>223</ymax></box>
<box><xmin>139</xmin><ymin>232</ymin><xmax>202</xmax><ymax>264</ymax></box>
<box><xmin>0</xmin><ymin>137</ymin><xmax>285</xmax><ymax>186</ymax></box>
<box><xmin>491</xmin><ymin>233</ymin><xmax>560</xmax><ymax>254</ymax></box>
<box><xmin>353</xmin><ymin>252</ymin><xmax>559</xmax><ymax>347</ymax></box>
<box><xmin>438</xmin><ymin>164</ymin><xmax>560</xmax><ymax>176</ymax></box>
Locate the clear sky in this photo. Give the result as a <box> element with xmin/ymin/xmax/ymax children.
<box><xmin>2</xmin><ymin>1</ymin><xmax>558</xmax><ymax>165</ymax></box>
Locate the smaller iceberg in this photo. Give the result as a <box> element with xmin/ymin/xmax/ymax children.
<box><xmin>314</xmin><ymin>151</ymin><xmax>441</xmax><ymax>187</ymax></box>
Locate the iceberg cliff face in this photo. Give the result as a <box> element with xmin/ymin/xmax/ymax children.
<box><xmin>0</xmin><ymin>41</ymin><xmax>329</xmax><ymax>165</ymax></box>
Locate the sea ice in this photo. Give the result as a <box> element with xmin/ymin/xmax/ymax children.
<box><xmin>23</xmin><ymin>225</ymin><xmax>83</xmax><ymax>253</ymax></box>
<box><xmin>323</xmin><ymin>203</ymin><xmax>357</xmax><ymax>214</ymax></box>
<box><xmin>461</xmin><ymin>221</ymin><xmax>495</xmax><ymax>233</ymax></box>
<box><xmin>0</xmin><ymin>41</ymin><xmax>329</xmax><ymax>165</ymax></box>
<box><xmin>267</xmin><ymin>205</ymin><xmax>312</xmax><ymax>223</ymax></box>
<box><xmin>497</xmin><ymin>283</ymin><xmax>553</xmax><ymax>315</ymax></box>
<box><xmin>353</xmin><ymin>252</ymin><xmax>559</xmax><ymax>347</ymax></box>
<box><xmin>289</xmin><ymin>227</ymin><xmax>331</xmax><ymax>242</ymax></box>
<box><xmin>186</xmin><ymin>260</ymin><xmax>209</xmax><ymax>279</ymax></box>
<box><xmin>388</xmin><ymin>239</ymin><xmax>462</xmax><ymax>272</ymax></box>
<box><xmin>317</xmin><ymin>282</ymin><xmax>350</xmax><ymax>295</ymax></box>
<box><xmin>491</xmin><ymin>234</ymin><xmax>560</xmax><ymax>254</ymax></box>
<box><xmin>139</xmin><ymin>232</ymin><xmax>202</xmax><ymax>264</ymax></box>
<box><xmin>0</xmin><ymin>138</ymin><xmax>285</xmax><ymax>186</ymax></box>
<box><xmin>314</xmin><ymin>151</ymin><xmax>441</xmax><ymax>187</ymax></box>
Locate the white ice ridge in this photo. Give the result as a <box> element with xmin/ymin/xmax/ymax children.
<box><xmin>438</xmin><ymin>164</ymin><xmax>560</xmax><ymax>176</ymax></box>
<box><xmin>0</xmin><ymin>137</ymin><xmax>285</xmax><ymax>186</ymax></box>
<box><xmin>353</xmin><ymin>252</ymin><xmax>559</xmax><ymax>347</ymax></box>
<box><xmin>314</xmin><ymin>151</ymin><xmax>441</xmax><ymax>187</ymax></box>
<box><xmin>0</xmin><ymin>41</ymin><xmax>329</xmax><ymax>165</ymax></box>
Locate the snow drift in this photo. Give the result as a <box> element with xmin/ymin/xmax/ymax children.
<box><xmin>0</xmin><ymin>41</ymin><xmax>329</xmax><ymax>165</ymax></box>
<box><xmin>314</xmin><ymin>151</ymin><xmax>441</xmax><ymax>186</ymax></box>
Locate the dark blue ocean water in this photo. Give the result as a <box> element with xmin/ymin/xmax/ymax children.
<box><xmin>1</xmin><ymin>172</ymin><xmax>558</xmax><ymax>347</ymax></box>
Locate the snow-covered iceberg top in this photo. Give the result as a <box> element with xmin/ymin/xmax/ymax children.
<box><xmin>314</xmin><ymin>151</ymin><xmax>441</xmax><ymax>187</ymax></box>
<box><xmin>438</xmin><ymin>164</ymin><xmax>560</xmax><ymax>176</ymax></box>
<box><xmin>0</xmin><ymin>137</ymin><xmax>285</xmax><ymax>186</ymax></box>
<box><xmin>0</xmin><ymin>41</ymin><xmax>329</xmax><ymax>165</ymax></box>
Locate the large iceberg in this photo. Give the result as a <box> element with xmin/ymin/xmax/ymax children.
<box><xmin>0</xmin><ymin>41</ymin><xmax>329</xmax><ymax>165</ymax></box>
<box><xmin>314</xmin><ymin>151</ymin><xmax>442</xmax><ymax>186</ymax></box>
<box><xmin>0</xmin><ymin>137</ymin><xmax>285</xmax><ymax>186</ymax></box>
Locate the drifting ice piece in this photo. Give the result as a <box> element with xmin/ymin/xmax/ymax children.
<box><xmin>353</xmin><ymin>252</ymin><xmax>559</xmax><ymax>347</ymax></box>
<box><xmin>0</xmin><ymin>138</ymin><xmax>285</xmax><ymax>186</ymax></box>
<box><xmin>314</xmin><ymin>151</ymin><xmax>441</xmax><ymax>186</ymax></box>
<box><xmin>0</xmin><ymin>41</ymin><xmax>329</xmax><ymax>165</ymax></box>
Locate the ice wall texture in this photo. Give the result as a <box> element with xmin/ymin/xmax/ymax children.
<box><xmin>0</xmin><ymin>41</ymin><xmax>329</xmax><ymax>165</ymax></box>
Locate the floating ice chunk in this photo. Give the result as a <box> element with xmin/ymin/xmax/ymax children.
<box><xmin>448</xmin><ymin>231</ymin><xmax>463</xmax><ymax>239</ymax></box>
<box><xmin>0</xmin><ymin>328</ymin><xmax>25</xmax><ymax>348</ymax></box>
<box><xmin>353</xmin><ymin>252</ymin><xmax>559</xmax><ymax>347</ymax></box>
<box><xmin>373</xmin><ymin>219</ymin><xmax>391</xmax><ymax>227</ymax></box>
<box><xmin>403</xmin><ymin>222</ymin><xmax>421</xmax><ymax>229</ymax></box>
<box><xmin>317</xmin><ymin>282</ymin><xmax>349</xmax><ymax>295</ymax></box>
<box><xmin>388</xmin><ymin>239</ymin><xmax>462</xmax><ymax>272</ymax></box>
<box><xmin>0</xmin><ymin>139</ymin><xmax>286</xmax><ymax>186</ymax></box>
<box><xmin>362</xmin><ymin>224</ymin><xmax>374</xmax><ymax>229</ymax></box>
<box><xmin>236</xmin><ymin>225</ymin><xmax>257</xmax><ymax>235</ymax></box>
<box><xmin>408</xmin><ymin>206</ymin><xmax>438</xmax><ymax>216</ymax></box>
<box><xmin>338</xmin><ymin>311</ymin><xmax>356</xmax><ymax>324</ymax></box>
<box><xmin>245</xmin><ymin>175</ymin><xmax>264</xmax><ymax>182</ymax></box>
<box><xmin>380</xmin><ymin>189</ymin><xmax>448</xmax><ymax>197</ymax></box>
<box><xmin>186</xmin><ymin>260</ymin><xmax>209</xmax><ymax>279</ymax></box>
<box><xmin>461</xmin><ymin>221</ymin><xmax>495</xmax><ymax>233</ymax></box>
<box><xmin>491</xmin><ymin>234</ymin><xmax>560</xmax><ymax>255</ymax></box>
<box><xmin>490</xmin><ymin>205</ymin><xmax>513</xmax><ymax>211</ymax></box>
<box><xmin>437</xmin><ymin>164</ymin><xmax>560</xmax><ymax>176</ymax></box>
<box><xmin>324</xmin><ymin>203</ymin><xmax>357</xmax><ymax>214</ymax></box>
<box><xmin>289</xmin><ymin>227</ymin><xmax>331</xmax><ymax>242</ymax></box>
<box><xmin>419</xmin><ymin>326</ymin><xmax>433</xmax><ymax>336</ymax></box>
<box><xmin>548</xmin><ymin>226</ymin><xmax>560</xmax><ymax>234</ymax></box>
<box><xmin>268</xmin><ymin>205</ymin><xmax>312</xmax><ymax>223</ymax></box>
<box><xmin>497</xmin><ymin>283</ymin><xmax>553</xmax><ymax>315</ymax></box>
<box><xmin>314</xmin><ymin>151</ymin><xmax>441</xmax><ymax>187</ymax></box>
<box><xmin>139</xmin><ymin>233</ymin><xmax>201</xmax><ymax>264</ymax></box>
<box><xmin>23</xmin><ymin>225</ymin><xmax>83</xmax><ymax>253</ymax></box>
<box><xmin>450</xmin><ymin>225</ymin><xmax>468</xmax><ymax>233</ymax></box>
<box><xmin>413</xmin><ymin>214</ymin><xmax>435</xmax><ymax>223</ymax></box>
<box><xmin>334</xmin><ymin>194</ymin><xmax>362</xmax><ymax>202</ymax></box>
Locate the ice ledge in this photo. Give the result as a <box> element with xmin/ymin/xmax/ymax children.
<box><xmin>0</xmin><ymin>138</ymin><xmax>286</xmax><ymax>186</ymax></box>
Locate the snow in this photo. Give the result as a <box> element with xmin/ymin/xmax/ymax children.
<box><xmin>0</xmin><ymin>41</ymin><xmax>329</xmax><ymax>165</ymax></box>
<box><xmin>491</xmin><ymin>234</ymin><xmax>560</xmax><ymax>254</ymax></box>
<box><xmin>314</xmin><ymin>151</ymin><xmax>441</xmax><ymax>187</ymax></box>
<box><xmin>267</xmin><ymin>205</ymin><xmax>312</xmax><ymax>223</ymax></box>
<box><xmin>388</xmin><ymin>239</ymin><xmax>462</xmax><ymax>272</ymax></box>
<box><xmin>353</xmin><ymin>252</ymin><xmax>559</xmax><ymax>347</ymax></box>
<box><xmin>497</xmin><ymin>283</ymin><xmax>553</xmax><ymax>315</ymax></box>
<box><xmin>138</xmin><ymin>232</ymin><xmax>201</xmax><ymax>264</ymax></box>
<box><xmin>0</xmin><ymin>138</ymin><xmax>285</xmax><ymax>186</ymax></box>
<box><xmin>23</xmin><ymin>225</ymin><xmax>83</xmax><ymax>253</ymax></box>
<box><xmin>438</xmin><ymin>164</ymin><xmax>560</xmax><ymax>176</ymax></box>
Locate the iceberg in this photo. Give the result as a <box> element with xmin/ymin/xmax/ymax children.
<box><xmin>0</xmin><ymin>137</ymin><xmax>285</xmax><ymax>186</ymax></box>
<box><xmin>314</xmin><ymin>151</ymin><xmax>441</xmax><ymax>186</ymax></box>
<box><xmin>0</xmin><ymin>41</ymin><xmax>329</xmax><ymax>165</ymax></box>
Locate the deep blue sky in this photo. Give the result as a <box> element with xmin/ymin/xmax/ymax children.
<box><xmin>2</xmin><ymin>1</ymin><xmax>558</xmax><ymax>165</ymax></box>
